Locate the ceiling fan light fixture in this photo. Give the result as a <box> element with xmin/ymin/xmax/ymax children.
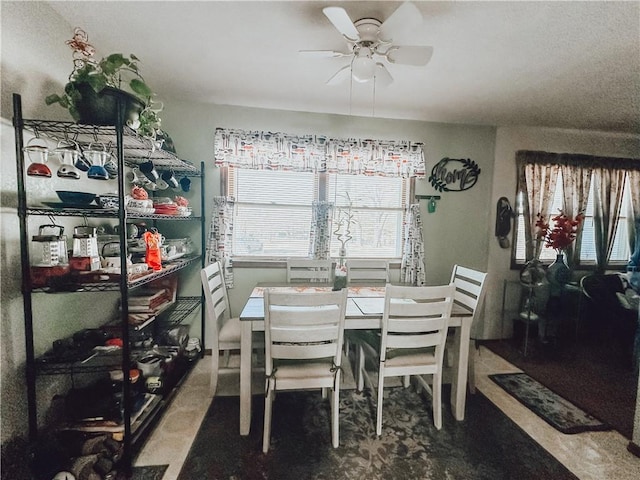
<box><xmin>351</xmin><ymin>46</ymin><xmax>375</xmax><ymax>82</ymax></box>
<box><xmin>352</xmin><ymin>56</ymin><xmax>375</xmax><ymax>82</ymax></box>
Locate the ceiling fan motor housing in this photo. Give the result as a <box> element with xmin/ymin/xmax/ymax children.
<box><xmin>353</xmin><ymin>18</ymin><xmax>383</xmax><ymax>43</ymax></box>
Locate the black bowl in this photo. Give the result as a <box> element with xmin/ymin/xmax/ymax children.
<box><xmin>56</xmin><ymin>190</ymin><xmax>96</xmax><ymax>205</ymax></box>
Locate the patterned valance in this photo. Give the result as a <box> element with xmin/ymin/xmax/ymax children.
<box><xmin>214</xmin><ymin>128</ymin><xmax>425</xmax><ymax>178</ymax></box>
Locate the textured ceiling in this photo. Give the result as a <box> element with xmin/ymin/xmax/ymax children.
<box><xmin>48</xmin><ymin>1</ymin><xmax>640</xmax><ymax>133</ymax></box>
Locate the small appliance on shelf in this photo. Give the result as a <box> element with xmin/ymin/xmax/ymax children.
<box><xmin>30</xmin><ymin>224</ymin><xmax>70</xmax><ymax>287</ymax></box>
<box><xmin>70</xmin><ymin>226</ymin><xmax>100</xmax><ymax>272</ymax></box>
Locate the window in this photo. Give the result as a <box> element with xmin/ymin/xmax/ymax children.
<box><xmin>226</xmin><ymin>167</ymin><xmax>410</xmax><ymax>259</ymax></box>
<box><xmin>514</xmin><ymin>169</ymin><xmax>632</xmax><ymax>266</ymax></box>
<box><xmin>328</xmin><ymin>174</ymin><xmax>408</xmax><ymax>258</ymax></box>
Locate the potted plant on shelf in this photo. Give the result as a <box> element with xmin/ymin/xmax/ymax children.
<box><xmin>45</xmin><ymin>28</ymin><xmax>162</xmax><ymax>138</ymax></box>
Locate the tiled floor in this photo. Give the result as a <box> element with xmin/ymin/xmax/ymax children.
<box><xmin>135</xmin><ymin>346</ymin><xmax>640</xmax><ymax>480</ymax></box>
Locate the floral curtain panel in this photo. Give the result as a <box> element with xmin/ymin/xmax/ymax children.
<box><xmin>205</xmin><ymin>196</ymin><xmax>236</xmax><ymax>287</ymax></box>
<box><xmin>401</xmin><ymin>204</ymin><xmax>426</xmax><ymax>286</ymax></box>
<box><xmin>214</xmin><ymin>128</ymin><xmax>425</xmax><ymax>178</ymax></box>
<box><xmin>592</xmin><ymin>167</ymin><xmax>626</xmax><ymax>272</ymax></box>
<box><xmin>309</xmin><ymin>201</ymin><xmax>334</xmax><ymax>259</ymax></box>
<box><xmin>516</xmin><ymin>152</ymin><xmax>560</xmax><ymax>260</ymax></box>
<box><xmin>560</xmin><ymin>163</ymin><xmax>592</xmax><ymax>265</ymax></box>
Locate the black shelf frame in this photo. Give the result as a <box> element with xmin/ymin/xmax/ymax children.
<box><xmin>13</xmin><ymin>93</ymin><xmax>206</xmax><ymax>473</ymax></box>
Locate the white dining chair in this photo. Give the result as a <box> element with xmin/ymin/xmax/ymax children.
<box><xmin>447</xmin><ymin>265</ymin><xmax>488</xmax><ymax>394</ymax></box>
<box><xmin>346</xmin><ymin>259</ymin><xmax>389</xmax><ymax>284</ymax></box>
<box><xmin>345</xmin><ymin>259</ymin><xmax>389</xmax><ymax>385</ymax></box>
<box><xmin>201</xmin><ymin>261</ymin><xmax>263</xmax><ymax>396</ymax></box>
<box><xmin>262</xmin><ymin>288</ymin><xmax>348</xmax><ymax>452</ymax></box>
<box><xmin>286</xmin><ymin>258</ymin><xmax>332</xmax><ymax>283</ymax></box>
<box><xmin>359</xmin><ymin>284</ymin><xmax>455</xmax><ymax>434</ymax></box>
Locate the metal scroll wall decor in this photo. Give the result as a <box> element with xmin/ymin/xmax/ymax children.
<box><xmin>428</xmin><ymin>157</ymin><xmax>481</xmax><ymax>192</ymax></box>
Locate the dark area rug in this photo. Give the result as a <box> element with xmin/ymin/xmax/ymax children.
<box><xmin>483</xmin><ymin>338</ymin><xmax>637</xmax><ymax>439</ymax></box>
<box><xmin>489</xmin><ymin>372</ymin><xmax>609</xmax><ymax>434</ymax></box>
<box><xmin>179</xmin><ymin>386</ymin><xmax>578</xmax><ymax>480</ymax></box>
<box><xmin>130</xmin><ymin>465</ymin><xmax>168</xmax><ymax>480</ymax></box>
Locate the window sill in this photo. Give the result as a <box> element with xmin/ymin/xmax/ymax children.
<box><xmin>510</xmin><ymin>260</ymin><xmax>629</xmax><ymax>272</ymax></box>
<box><xmin>231</xmin><ymin>258</ymin><xmax>402</xmax><ymax>269</ymax></box>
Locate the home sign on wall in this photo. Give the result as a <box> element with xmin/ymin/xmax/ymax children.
<box><xmin>428</xmin><ymin>157</ymin><xmax>481</xmax><ymax>192</ymax></box>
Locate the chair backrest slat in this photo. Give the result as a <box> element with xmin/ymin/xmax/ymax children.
<box><xmin>346</xmin><ymin>259</ymin><xmax>389</xmax><ymax>283</ymax></box>
<box><xmin>272</xmin><ymin>343</ymin><xmax>339</xmax><ymax>360</ymax></box>
<box><xmin>286</xmin><ymin>258</ymin><xmax>332</xmax><ymax>283</ymax></box>
<box><xmin>387</xmin><ymin>331</ymin><xmax>445</xmax><ymax>349</ymax></box>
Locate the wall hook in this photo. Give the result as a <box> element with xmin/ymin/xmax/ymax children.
<box><xmin>415</xmin><ymin>194</ymin><xmax>441</xmax><ymax>213</ymax></box>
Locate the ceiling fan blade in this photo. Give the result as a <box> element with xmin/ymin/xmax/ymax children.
<box><xmin>374</xmin><ymin>63</ymin><xmax>393</xmax><ymax>87</ymax></box>
<box><xmin>299</xmin><ymin>50</ymin><xmax>349</xmax><ymax>58</ymax></box>
<box><xmin>379</xmin><ymin>2</ymin><xmax>423</xmax><ymax>42</ymax></box>
<box><xmin>385</xmin><ymin>45</ymin><xmax>433</xmax><ymax>66</ymax></box>
<box><xmin>323</xmin><ymin>6</ymin><xmax>360</xmax><ymax>41</ymax></box>
<box><xmin>326</xmin><ymin>65</ymin><xmax>351</xmax><ymax>86</ymax></box>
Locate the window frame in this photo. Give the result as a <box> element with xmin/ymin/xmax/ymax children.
<box><xmin>222</xmin><ymin>166</ymin><xmax>414</xmax><ymax>262</ymax></box>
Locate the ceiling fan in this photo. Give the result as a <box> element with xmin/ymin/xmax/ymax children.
<box><xmin>300</xmin><ymin>2</ymin><xmax>433</xmax><ymax>86</ymax></box>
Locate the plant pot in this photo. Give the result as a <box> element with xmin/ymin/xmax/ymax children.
<box><xmin>74</xmin><ymin>83</ymin><xmax>145</xmax><ymax>127</ymax></box>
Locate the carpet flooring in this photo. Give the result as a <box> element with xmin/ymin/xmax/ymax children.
<box><xmin>483</xmin><ymin>338</ymin><xmax>638</xmax><ymax>439</ymax></box>
<box><xmin>490</xmin><ymin>372</ymin><xmax>609</xmax><ymax>434</ymax></box>
<box><xmin>131</xmin><ymin>465</ymin><xmax>169</xmax><ymax>480</ymax></box>
<box><xmin>179</xmin><ymin>386</ymin><xmax>578</xmax><ymax>480</ymax></box>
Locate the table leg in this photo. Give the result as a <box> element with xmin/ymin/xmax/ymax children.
<box><xmin>450</xmin><ymin>320</ymin><xmax>471</xmax><ymax>421</ymax></box>
<box><xmin>240</xmin><ymin>321</ymin><xmax>252</xmax><ymax>436</ymax></box>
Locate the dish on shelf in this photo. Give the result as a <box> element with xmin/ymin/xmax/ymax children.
<box><xmin>96</xmin><ymin>194</ymin><xmax>119</xmax><ymax>209</ymax></box>
<box><xmin>126</xmin><ymin>206</ymin><xmax>155</xmax><ymax>214</ymax></box>
<box><xmin>41</xmin><ymin>201</ymin><xmax>103</xmax><ymax>210</ymax></box>
<box><xmin>177</xmin><ymin>206</ymin><xmax>192</xmax><ymax>216</ymax></box>
<box><xmin>56</xmin><ymin>190</ymin><xmax>96</xmax><ymax>205</ymax></box>
<box><xmin>162</xmin><ymin>252</ymin><xmax>186</xmax><ymax>262</ymax></box>
<box><xmin>128</xmin><ymin>199</ymin><xmax>153</xmax><ymax>209</ymax></box>
<box><xmin>152</xmin><ymin>197</ymin><xmax>174</xmax><ymax>205</ymax></box>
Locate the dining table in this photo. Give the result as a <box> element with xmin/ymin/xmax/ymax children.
<box><xmin>238</xmin><ymin>283</ymin><xmax>473</xmax><ymax>436</ymax></box>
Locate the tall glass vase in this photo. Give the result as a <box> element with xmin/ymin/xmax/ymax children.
<box><xmin>547</xmin><ymin>252</ymin><xmax>571</xmax><ymax>297</ymax></box>
<box><xmin>333</xmin><ymin>248</ymin><xmax>347</xmax><ymax>290</ymax></box>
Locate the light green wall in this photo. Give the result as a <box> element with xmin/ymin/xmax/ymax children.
<box><xmin>160</xmin><ymin>100</ymin><xmax>496</xmax><ymax>319</ymax></box>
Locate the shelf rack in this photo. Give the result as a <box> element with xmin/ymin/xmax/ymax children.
<box><xmin>13</xmin><ymin>93</ymin><xmax>206</xmax><ymax>473</ymax></box>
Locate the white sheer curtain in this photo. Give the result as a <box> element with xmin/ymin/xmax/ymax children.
<box><xmin>205</xmin><ymin>196</ymin><xmax>235</xmax><ymax>287</ymax></box>
<box><xmin>401</xmin><ymin>204</ymin><xmax>426</xmax><ymax>286</ymax></box>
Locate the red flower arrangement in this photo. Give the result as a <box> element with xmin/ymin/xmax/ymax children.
<box><xmin>535</xmin><ymin>211</ymin><xmax>584</xmax><ymax>252</ymax></box>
